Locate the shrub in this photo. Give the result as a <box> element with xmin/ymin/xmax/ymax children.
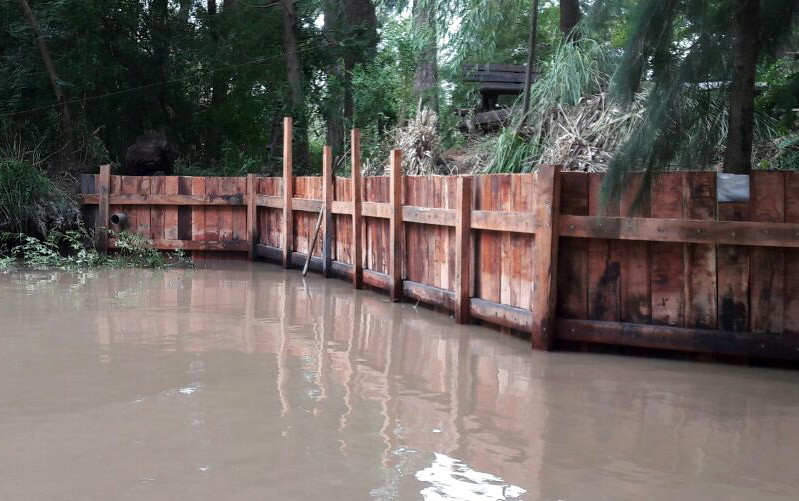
<box><xmin>0</xmin><ymin>156</ymin><xmax>81</xmax><ymax>236</ymax></box>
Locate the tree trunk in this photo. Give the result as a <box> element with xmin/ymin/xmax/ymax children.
<box><xmin>152</xmin><ymin>0</ymin><xmax>171</xmax><ymax>126</ymax></box>
<box><xmin>280</xmin><ymin>0</ymin><xmax>311</xmax><ymax>170</ymax></box>
<box><xmin>521</xmin><ymin>0</ymin><xmax>540</xmax><ymax>120</ymax></box>
<box><xmin>323</xmin><ymin>0</ymin><xmax>377</xmax><ymax>160</ymax></box>
<box><xmin>17</xmin><ymin>0</ymin><xmax>73</xmax><ymax>161</ymax></box>
<box><xmin>323</xmin><ymin>0</ymin><xmax>346</xmax><ymax>158</ymax></box>
<box><xmin>205</xmin><ymin>0</ymin><xmax>238</xmax><ymax>166</ymax></box>
<box><xmin>559</xmin><ymin>0</ymin><xmax>581</xmax><ymax>41</ymax></box>
<box><xmin>412</xmin><ymin>0</ymin><xmax>438</xmax><ymax>113</ymax></box>
<box><xmin>723</xmin><ymin>0</ymin><xmax>760</xmax><ymax>174</ymax></box>
<box><xmin>178</xmin><ymin>0</ymin><xmax>192</xmax><ymax>23</ymax></box>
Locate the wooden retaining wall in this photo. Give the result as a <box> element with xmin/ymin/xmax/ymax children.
<box><xmin>81</xmin><ymin>121</ymin><xmax>799</xmax><ymax>362</ymax></box>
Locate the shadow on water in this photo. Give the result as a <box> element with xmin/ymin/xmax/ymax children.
<box><xmin>0</xmin><ymin>262</ymin><xmax>798</xmax><ymax>500</ymax></box>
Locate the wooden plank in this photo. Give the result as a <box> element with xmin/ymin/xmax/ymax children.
<box><xmin>684</xmin><ymin>172</ymin><xmax>717</xmax><ymax>329</ymax></box>
<box><xmin>96</xmin><ymin>164</ymin><xmax>111</xmax><ymax>252</ymax></box>
<box><xmin>559</xmin><ymin>215</ymin><xmax>799</xmax><ymax>247</ymax></box>
<box><xmin>587</xmin><ymin>173</ymin><xmax>621</xmax><ymax>321</ymax></box>
<box><xmin>150</xmin><ymin>176</ymin><xmax>165</xmax><ymax>240</ymax></box>
<box><xmin>83</xmin><ymin>193</ymin><xmax>247</xmax><ymax>205</ymax></box>
<box><xmin>119</xmin><ymin>176</ymin><xmax>139</xmax><ymax>235</ymax></box>
<box><xmin>332</xmin><ymin>200</ymin><xmax>352</xmax><ymax>215</ymax></box>
<box><xmin>218</xmin><ymin>177</ymin><xmax>238</xmax><ymax>241</ymax></box>
<box><xmin>470</xmin><ymin>298</ymin><xmax>532</xmax><ymax>332</ymax></box>
<box><xmin>785</xmin><ymin>172</ymin><xmax>799</xmax><ymax>335</ymax></box>
<box><xmin>557</xmin><ymin>318</ymin><xmax>799</xmax><ymax>362</ymax></box>
<box><xmin>96</xmin><ymin>165</ymin><xmax>110</xmax><ymax>252</ymax></box>
<box><xmin>108</xmin><ymin>238</ymin><xmax>249</xmax><ymax>252</ymax></box>
<box><xmin>750</xmin><ymin>171</ymin><xmax>785</xmax><ymax>334</ymax></box>
<box><xmin>717</xmin><ymin>201</ymin><xmax>750</xmax><ymax>331</ymax></box>
<box><xmin>531</xmin><ymin>165</ymin><xmax>561</xmax><ymax>350</ymax></box>
<box><xmin>255</xmin><ymin>195</ymin><xmax>282</xmax><ymax>208</ymax></box>
<box><xmin>204</xmin><ymin>177</ymin><xmax>220</xmax><ymax>242</ymax></box>
<box><xmin>401</xmin><ymin>206</ymin><xmax>456</xmax><ymax>226</ymax></box>
<box><xmin>389</xmin><ymin>149</ymin><xmax>403</xmax><ymax>301</ymax></box>
<box><xmin>362</xmin><ymin>201</ymin><xmax>390</xmax><ymax>219</ymax></box>
<box><xmin>650</xmin><ymin>172</ymin><xmax>685</xmax><ymax>326</ymax></box>
<box><xmin>137</xmin><ymin>177</ymin><xmax>152</xmax><ymax>238</ymax></box>
<box><xmin>292</xmin><ymin>198</ymin><xmax>323</xmax><ymax>213</ymax></box>
<box><xmin>619</xmin><ymin>172</ymin><xmax>651</xmax><ymax>324</ymax></box>
<box><xmin>556</xmin><ymin>172</ymin><xmax>589</xmax><ymax>320</ymax></box>
<box><xmin>470</xmin><ymin>210</ymin><xmax>536</xmax><ymax>233</ymax></box>
<box><xmin>283</xmin><ymin>116</ymin><xmax>293</xmax><ymax>268</ymax></box>
<box><xmin>247</xmin><ymin>174</ymin><xmax>257</xmax><ymax>260</ymax></box>
<box><xmin>454</xmin><ymin>177</ymin><xmax>472</xmax><ymax>323</ymax></box>
<box><xmin>352</xmin><ymin>129</ymin><xmax>363</xmax><ymax>289</ymax></box>
<box><xmin>177</xmin><ymin>177</ymin><xmax>192</xmax><ymax>240</ymax></box>
<box><xmin>191</xmin><ymin>177</ymin><xmax>206</xmax><ymax>260</ymax></box>
<box><xmin>476</xmin><ymin>176</ymin><xmax>500</xmax><ymax>304</ymax></box>
<box><xmin>323</xmin><ymin>146</ymin><xmax>333</xmax><ymax>277</ymax></box>
<box><xmin>402</xmin><ymin>280</ymin><xmax>455</xmax><ymax>311</ymax></box>
<box><xmin>164</xmin><ymin>177</ymin><xmax>179</xmax><ymax>240</ymax></box>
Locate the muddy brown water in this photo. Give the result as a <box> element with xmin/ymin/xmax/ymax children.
<box><xmin>1</xmin><ymin>262</ymin><xmax>798</xmax><ymax>500</ymax></box>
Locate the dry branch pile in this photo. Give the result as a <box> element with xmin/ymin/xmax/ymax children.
<box><xmin>533</xmin><ymin>92</ymin><xmax>646</xmax><ymax>172</ymax></box>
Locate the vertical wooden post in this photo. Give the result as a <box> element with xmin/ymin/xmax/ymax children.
<box><xmin>246</xmin><ymin>173</ymin><xmax>258</xmax><ymax>261</ymax></box>
<box><xmin>454</xmin><ymin>176</ymin><xmax>472</xmax><ymax>323</ymax></box>
<box><xmin>389</xmin><ymin>149</ymin><xmax>403</xmax><ymax>302</ymax></box>
<box><xmin>282</xmin><ymin>117</ymin><xmax>293</xmax><ymax>268</ymax></box>
<box><xmin>531</xmin><ymin>164</ymin><xmax>561</xmax><ymax>350</ymax></box>
<box><xmin>351</xmin><ymin>129</ymin><xmax>363</xmax><ymax>289</ymax></box>
<box><xmin>322</xmin><ymin>145</ymin><xmax>334</xmax><ymax>277</ymax></box>
<box><xmin>97</xmin><ymin>164</ymin><xmax>111</xmax><ymax>252</ymax></box>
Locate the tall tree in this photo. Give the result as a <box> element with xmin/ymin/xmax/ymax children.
<box><xmin>323</xmin><ymin>0</ymin><xmax>377</xmax><ymax>159</ymax></box>
<box><xmin>723</xmin><ymin>0</ymin><xmax>759</xmax><ymax>174</ymax></box>
<box><xmin>598</xmin><ymin>0</ymin><xmax>798</xmax><ymax>205</ymax></box>
<box><xmin>280</xmin><ymin>0</ymin><xmax>311</xmax><ymax>170</ymax></box>
<box><xmin>16</xmin><ymin>0</ymin><xmax>73</xmax><ymax>161</ymax></box>
<box><xmin>412</xmin><ymin>0</ymin><xmax>438</xmax><ymax>112</ymax></box>
<box><xmin>559</xmin><ymin>0</ymin><xmax>581</xmax><ymax>40</ymax></box>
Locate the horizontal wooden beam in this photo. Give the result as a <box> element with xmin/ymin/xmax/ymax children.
<box><xmin>332</xmin><ymin>261</ymin><xmax>389</xmax><ymax>290</ymax></box>
<box><xmin>469</xmin><ymin>297</ymin><xmax>532</xmax><ymax>332</ymax></box>
<box><xmin>109</xmin><ymin>238</ymin><xmax>250</xmax><ymax>252</ymax></box>
<box><xmin>402</xmin><ymin>207</ymin><xmax>456</xmax><ymax>227</ymax></box>
<box><xmin>256</xmin><ymin>195</ymin><xmax>282</xmax><ymax>208</ymax></box>
<box><xmin>362</xmin><ymin>201</ymin><xmax>390</xmax><ymax>219</ymax></box>
<box><xmin>331</xmin><ymin>200</ymin><xmax>352</xmax><ymax>215</ymax></box>
<box><xmin>471</xmin><ymin>210</ymin><xmax>535</xmax><ymax>234</ymax></box>
<box><xmin>292</xmin><ymin>198</ymin><xmax>323</xmax><ymax>213</ymax></box>
<box><xmin>255</xmin><ymin>244</ymin><xmax>282</xmax><ymax>262</ymax></box>
<box><xmin>85</xmin><ymin>194</ymin><xmax>245</xmax><ymax>206</ymax></box>
<box><xmin>557</xmin><ymin>318</ymin><xmax>799</xmax><ymax>361</ymax></box>
<box><xmin>402</xmin><ymin>280</ymin><xmax>455</xmax><ymax>310</ymax></box>
<box><xmin>560</xmin><ymin>215</ymin><xmax>799</xmax><ymax>248</ymax></box>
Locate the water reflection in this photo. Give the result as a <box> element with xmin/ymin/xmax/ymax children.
<box><xmin>0</xmin><ymin>263</ymin><xmax>798</xmax><ymax>501</ymax></box>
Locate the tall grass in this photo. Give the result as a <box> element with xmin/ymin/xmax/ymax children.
<box><xmin>0</xmin><ymin>155</ymin><xmax>80</xmax><ymax>237</ymax></box>
<box><xmin>485</xmin><ymin>39</ymin><xmax>618</xmax><ymax>173</ymax></box>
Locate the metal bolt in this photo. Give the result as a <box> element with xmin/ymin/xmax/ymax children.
<box><xmin>731</xmin><ymin>232</ymin><xmax>736</xmax><ymax>237</ymax></box>
<box><xmin>568</xmin><ymin>225</ymin><xmax>575</xmax><ymax>231</ymax></box>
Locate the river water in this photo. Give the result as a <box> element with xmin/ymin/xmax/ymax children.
<box><xmin>0</xmin><ymin>262</ymin><xmax>797</xmax><ymax>500</ymax></box>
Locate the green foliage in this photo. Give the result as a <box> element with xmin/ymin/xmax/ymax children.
<box><xmin>756</xmin><ymin>58</ymin><xmax>799</xmax><ymax>132</ymax></box>
<box><xmin>0</xmin><ymin>227</ymin><xmax>191</xmax><ymax>271</ymax></box>
<box><xmin>596</xmin><ymin>0</ymin><xmax>797</xmax><ymax>208</ymax></box>
<box><xmin>0</xmin><ymin>155</ymin><xmax>80</xmax><ymax>236</ymax></box>
<box><xmin>485</xmin><ymin>38</ymin><xmax>618</xmax><ymax>173</ymax></box>
<box><xmin>111</xmin><ymin>230</ymin><xmax>191</xmax><ymax>269</ymax></box>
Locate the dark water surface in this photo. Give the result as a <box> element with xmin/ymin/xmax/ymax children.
<box><xmin>1</xmin><ymin>262</ymin><xmax>798</xmax><ymax>500</ymax></box>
